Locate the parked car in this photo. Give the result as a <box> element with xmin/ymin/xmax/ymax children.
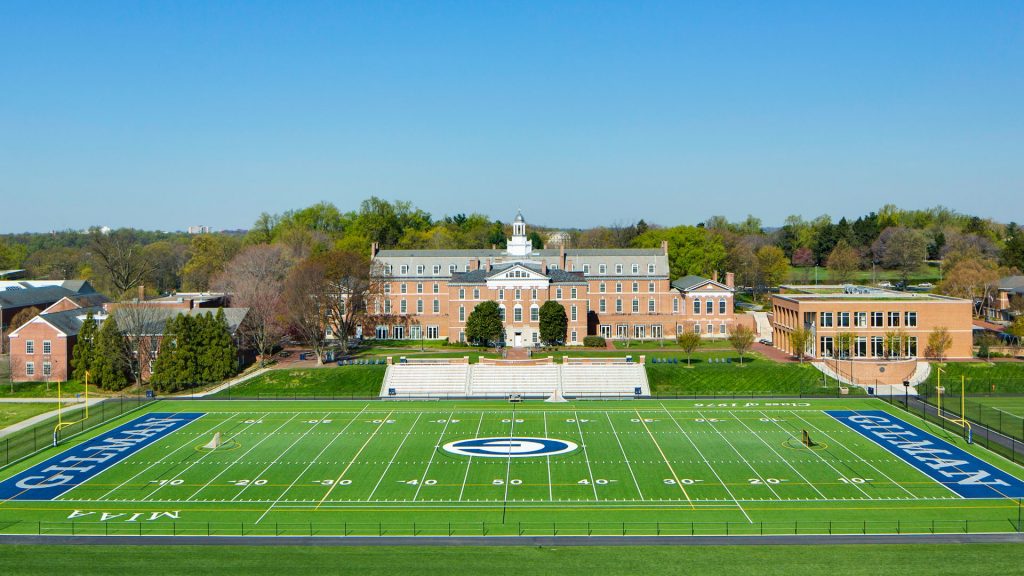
<box><xmin>878</xmin><ymin>281</ymin><xmax>893</xmax><ymax>288</ymax></box>
<box><xmin>917</xmin><ymin>282</ymin><xmax>934</xmax><ymax>288</ymax></box>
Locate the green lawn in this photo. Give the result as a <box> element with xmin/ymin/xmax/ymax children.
<box><xmin>918</xmin><ymin>362</ymin><xmax>1024</xmax><ymax>396</ymax></box>
<box><xmin>212</xmin><ymin>365</ymin><xmax>387</xmax><ymax>398</ymax></box>
<box><xmin>1</xmin><ymin>544</ymin><xmax>1022</xmax><ymax>576</ymax></box>
<box><xmin>0</xmin><ymin>403</ymin><xmax>59</xmax><ymax>429</ymax></box>
<box><xmin>785</xmin><ymin>262</ymin><xmax>941</xmax><ymax>285</ymax></box>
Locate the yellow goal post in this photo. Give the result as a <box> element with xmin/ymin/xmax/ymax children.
<box><xmin>52</xmin><ymin>371</ymin><xmax>90</xmax><ymax>446</ymax></box>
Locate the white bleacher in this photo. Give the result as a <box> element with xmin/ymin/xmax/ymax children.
<box><xmin>561</xmin><ymin>364</ymin><xmax>649</xmax><ymax>397</ymax></box>
<box><xmin>468</xmin><ymin>365</ymin><xmax>560</xmax><ymax>398</ymax></box>
<box><xmin>381</xmin><ymin>364</ymin><xmax>469</xmax><ymax>398</ymax></box>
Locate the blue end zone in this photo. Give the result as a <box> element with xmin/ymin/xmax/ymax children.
<box><xmin>826</xmin><ymin>410</ymin><xmax>1024</xmax><ymax>499</ymax></box>
<box><xmin>0</xmin><ymin>412</ymin><xmax>204</xmax><ymax>501</ymax></box>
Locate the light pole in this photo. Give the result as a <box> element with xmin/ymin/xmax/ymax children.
<box><xmin>903</xmin><ymin>380</ymin><xmax>910</xmax><ymax>408</ymax></box>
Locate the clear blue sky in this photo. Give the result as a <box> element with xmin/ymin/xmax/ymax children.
<box><xmin>1</xmin><ymin>1</ymin><xmax>1021</xmax><ymax>232</ymax></box>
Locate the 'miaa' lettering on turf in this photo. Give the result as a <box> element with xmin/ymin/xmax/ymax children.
<box><xmin>0</xmin><ymin>412</ymin><xmax>204</xmax><ymax>501</ymax></box>
<box><xmin>826</xmin><ymin>410</ymin><xmax>1024</xmax><ymax>498</ymax></box>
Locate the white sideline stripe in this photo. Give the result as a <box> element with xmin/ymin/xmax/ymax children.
<box><xmin>231</xmin><ymin>413</ymin><xmax>332</xmax><ymax>502</ymax></box>
<box><xmin>660</xmin><ymin>404</ymin><xmax>751</xmax><ymax>523</ymax></box>
<box><xmin>732</xmin><ymin>413</ymin><xmax>827</xmax><ymax>500</ymax></box>
<box><xmin>573</xmin><ymin>410</ymin><xmax>599</xmax><ymax>501</ymax></box>
<box><xmin>695</xmin><ymin>409</ymin><xmax>783</xmax><ymax>501</ymax></box>
<box><xmin>606</xmin><ymin>411</ymin><xmax>645</xmax><ymax>501</ymax></box>
<box><xmin>90</xmin><ymin>412</ymin><xmax>226</xmax><ymax>502</ymax></box>
<box><xmin>457</xmin><ymin>412</ymin><xmax>486</xmax><ymax>503</ymax></box>
<box><xmin>412</xmin><ymin>411</ymin><xmax>456</xmax><ymax>501</ymax></box>
<box><xmin>180</xmin><ymin>413</ymin><xmax>301</xmax><ymax>502</ymax></box>
<box><xmin>366</xmin><ymin>413</ymin><xmax>424</xmax><ymax>501</ymax></box>
<box><xmin>788</xmin><ymin>410</ymin><xmax>918</xmax><ymax>499</ymax></box>
<box><xmin>775</xmin><ymin>411</ymin><xmax>874</xmax><ymax>500</ymax></box>
<box><xmin>253</xmin><ymin>405</ymin><xmax>370</xmax><ymax>523</ymax></box>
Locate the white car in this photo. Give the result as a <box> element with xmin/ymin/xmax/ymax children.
<box><xmin>918</xmin><ymin>282</ymin><xmax>934</xmax><ymax>288</ymax></box>
<box><xmin>878</xmin><ymin>281</ymin><xmax>893</xmax><ymax>288</ymax></box>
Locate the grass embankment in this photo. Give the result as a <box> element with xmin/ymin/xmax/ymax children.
<box><xmin>918</xmin><ymin>362</ymin><xmax>1024</xmax><ymax>395</ymax></box>
<box><xmin>0</xmin><ymin>544</ymin><xmax>1021</xmax><ymax>576</ymax></box>
<box><xmin>0</xmin><ymin>403</ymin><xmax>59</xmax><ymax>428</ymax></box>
<box><xmin>211</xmin><ymin>365</ymin><xmax>386</xmax><ymax>398</ymax></box>
<box><xmin>645</xmin><ymin>352</ymin><xmax>857</xmax><ymax>396</ymax></box>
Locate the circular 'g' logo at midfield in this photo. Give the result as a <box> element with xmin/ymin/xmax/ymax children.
<box><xmin>443</xmin><ymin>437</ymin><xmax>578</xmax><ymax>458</ymax></box>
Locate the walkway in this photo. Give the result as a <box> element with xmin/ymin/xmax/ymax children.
<box><xmin>0</xmin><ymin>398</ymin><xmax>103</xmax><ymax>440</ymax></box>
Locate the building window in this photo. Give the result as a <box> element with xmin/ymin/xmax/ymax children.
<box><xmin>693</xmin><ymin>324</ymin><xmax>701</xmax><ymax>334</ymax></box>
<box><xmin>905</xmin><ymin>311</ymin><xmax>917</xmax><ymax>327</ymax></box>
<box><xmin>632</xmin><ymin>281</ymin><xmax>639</xmax><ymax>293</ymax></box>
<box><xmin>599</xmin><ymin>299</ymin><xmax>606</xmax><ymax>313</ymax></box>
<box><xmin>26</xmin><ymin>362</ymin><xmax>34</xmax><ymax>376</ymax></box>
<box><xmin>459</xmin><ymin>288</ymin><xmax>466</xmax><ymax>299</ymax></box>
<box><xmin>652</xmin><ymin>325</ymin><xmax>662</xmax><ymax>339</ymax></box>
<box><xmin>398</xmin><ymin>264</ymin><xmax>408</xmax><ymax>275</ymax></box>
<box><xmin>615</xmin><ymin>282</ymin><xmax>622</xmax><ymax>293</ymax></box>
<box><xmin>673</xmin><ymin>298</ymin><xmax>679</xmax><ymax>313</ymax></box>
<box><xmin>433</xmin><ymin>283</ymin><xmax>439</xmax><ymax>294</ymax></box>
<box><xmin>384</xmin><ymin>265</ymin><xmax>393</xmax><ymax>275</ymax></box>
<box><xmin>417</xmin><ymin>283</ymin><xmax>423</xmax><ymax>294</ymax></box>
<box><xmin>599</xmin><ymin>264</ymin><xmax>607</xmax><ymax>274</ymax></box>
<box><xmin>515</xmin><ymin>289</ymin><xmax>521</xmax><ymax>301</ymax></box>
<box><xmin>616</xmin><ymin>264</ymin><xmax>623</xmax><ymax>274</ymax></box>
<box><xmin>599</xmin><ymin>282</ymin><xmax>606</xmax><ymax>293</ymax></box>
<box><xmin>384</xmin><ymin>300</ymin><xmax>392</xmax><ymax>314</ymax></box>
<box><xmin>854</xmin><ymin>312</ymin><xmax>866</xmax><ymax>327</ymax></box>
<box><xmin>41</xmin><ymin>340</ymin><xmax>51</xmax><ymax>355</ymax></box>
<box><xmin>705</xmin><ymin>300</ymin><xmax>713</xmax><ymax>314</ymax></box>
<box><xmin>393</xmin><ymin>325</ymin><xmax>405</xmax><ymax>339</ymax></box>
<box><xmin>409</xmin><ymin>325</ymin><xmax>422</xmax><ymax>340</ymax></box>
<box><xmin>42</xmin><ymin>362</ymin><xmax>51</xmax><ymax>376</ymax></box>
<box><xmin>871</xmin><ymin>336</ymin><xmax>884</xmax><ymax>357</ymax></box>
<box><xmin>820</xmin><ymin>312</ymin><xmax>833</xmax><ymax>328</ymax></box>
<box><xmin>583</xmin><ymin>265</ymin><xmax>591</xmax><ymax>274</ymax></box>
<box><xmin>888</xmin><ymin>312</ymin><xmax>900</xmax><ymax>327</ymax></box>
<box><xmin>719</xmin><ymin>299</ymin><xmax>726</xmax><ymax>314</ymax></box>
<box><xmin>571</xmin><ymin>305</ymin><xmax>578</xmax><ymax>321</ymax></box>
<box><xmin>433</xmin><ymin>265</ymin><xmax>441</xmax><ymax>275</ymax></box>
<box><xmin>449</xmin><ymin>264</ymin><xmax>457</xmax><ymax>274</ymax></box>
<box><xmin>498</xmin><ymin>289</ymin><xmax>505</xmax><ymax>300</ymax></box>
<box><xmin>531</xmin><ymin>288</ymin><xmax>538</xmax><ymax>300</ymax></box>
<box><xmin>632</xmin><ymin>264</ymin><xmax>639</xmax><ymax>274</ymax></box>
<box><xmin>417</xmin><ymin>265</ymin><xmax>425</xmax><ymax>275</ymax></box>
<box><xmin>400</xmin><ymin>283</ymin><xmax>407</xmax><ymax>294</ymax></box>
<box><xmin>648</xmin><ymin>282</ymin><xmax>655</xmax><ymax>293</ymax></box>
<box><xmin>648</xmin><ymin>264</ymin><xmax>655</xmax><ymax>274</ymax></box>
<box><xmin>427</xmin><ymin>325</ymin><xmax>439</xmax><ymax>339</ymax></box>
<box><xmin>821</xmin><ymin>336</ymin><xmax>834</xmax><ymax>357</ymax></box>
<box><xmin>837</xmin><ymin>312</ymin><xmax>850</xmax><ymax>328</ymax></box>
<box><xmin>634</xmin><ymin>325</ymin><xmax>645</xmax><ymax>339</ymax></box>
<box><xmin>631</xmin><ymin>299</ymin><xmax>639</xmax><ymax>313</ymax></box>
<box><xmin>459</xmin><ymin>306</ymin><xmax>465</xmax><ymax>322</ymax></box>
<box><xmin>513</xmin><ymin>306</ymin><xmax>522</xmax><ymax>322</ymax></box>
<box><xmin>530</xmin><ymin>305</ymin><xmax>539</xmax><ymax>322</ymax></box>
<box><xmin>571</xmin><ymin>287</ymin><xmax>577</xmax><ymax>299</ymax></box>
<box><xmin>384</xmin><ymin>283</ymin><xmax>392</xmax><ymax>294</ymax></box>
<box><xmin>648</xmin><ymin>298</ymin><xmax>655</xmax><ymax>313</ymax></box>
<box><xmin>376</xmin><ymin>325</ymin><xmax>389</xmax><ymax>339</ymax></box>
<box><xmin>719</xmin><ymin>323</ymin><xmax>726</xmax><ymax>334</ymax></box>
<box><xmin>433</xmin><ymin>299</ymin><xmax>440</xmax><ymax>313</ymax></box>
<box><xmin>571</xmin><ymin>330</ymin><xmax>578</xmax><ymax>342</ymax></box>
<box><xmin>400</xmin><ymin>300</ymin><xmax>407</xmax><ymax>314</ymax></box>
<box><xmin>707</xmin><ymin>324</ymin><xmax>713</xmax><ymax>334</ymax></box>
<box><xmin>616</xmin><ymin>299</ymin><xmax>623</xmax><ymax>313</ymax></box>
<box><xmin>855</xmin><ymin>337</ymin><xmax>867</xmax><ymax>357</ymax></box>
<box><xmin>871</xmin><ymin>312</ymin><xmax>883</xmax><ymax>327</ymax></box>
<box><xmin>25</xmin><ymin>340</ymin><xmax>34</xmax><ymax>354</ymax></box>
<box><xmin>907</xmin><ymin>336</ymin><xmax>918</xmax><ymax>357</ymax></box>
<box><xmin>473</xmin><ymin>288</ymin><xmax>480</xmax><ymax>299</ymax></box>
<box><xmin>693</xmin><ymin>299</ymin><xmax>701</xmax><ymax>315</ymax></box>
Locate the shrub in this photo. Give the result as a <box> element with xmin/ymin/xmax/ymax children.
<box><xmin>583</xmin><ymin>335</ymin><xmax>606</xmax><ymax>347</ymax></box>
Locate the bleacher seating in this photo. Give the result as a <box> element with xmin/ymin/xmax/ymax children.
<box><xmin>468</xmin><ymin>365</ymin><xmax>560</xmax><ymax>398</ymax></box>
<box><xmin>381</xmin><ymin>364</ymin><xmax>468</xmax><ymax>397</ymax></box>
<box><xmin>561</xmin><ymin>364</ymin><xmax>648</xmax><ymax>397</ymax></box>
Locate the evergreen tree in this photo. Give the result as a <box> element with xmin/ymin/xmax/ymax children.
<box><xmin>538</xmin><ymin>301</ymin><xmax>568</xmax><ymax>345</ymax></box>
<box><xmin>71</xmin><ymin>312</ymin><xmax>97</xmax><ymax>382</ymax></box>
<box><xmin>90</xmin><ymin>317</ymin><xmax>130</xmax><ymax>390</ymax></box>
<box><xmin>1002</xmin><ymin>223</ymin><xmax>1024</xmax><ymax>271</ymax></box>
<box><xmin>150</xmin><ymin>310</ymin><xmax>238</xmax><ymax>392</ymax></box>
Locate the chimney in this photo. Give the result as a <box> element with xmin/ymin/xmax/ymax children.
<box><xmin>661</xmin><ymin>240</ymin><xmax>669</xmax><ymax>255</ymax></box>
<box><xmin>137</xmin><ymin>284</ymin><xmax>145</xmax><ymax>302</ymax></box>
<box><xmin>486</xmin><ymin>259</ymin><xmax>492</xmax><ymax>272</ymax></box>
<box><xmin>726</xmin><ymin>272</ymin><xmax>735</xmax><ymax>289</ymax></box>
<box><xmin>542</xmin><ymin>262</ymin><xmax>548</xmax><ymax>274</ymax></box>
<box><xmin>370</xmin><ymin>242</ymin><xmax>379</xmax><ymax>258</ymax></box>
<box><xmin>712</xmin><ymin>271</ymin><xmax>719</xmax><ymax>283</ymax></box>
<box><xmin>470</xmin><ymin>259</ymin><xmax>479</xmax><ymax>271</ymax></box>
<box><xmin>560</xmin><ymin>244</ymin><xmax>566</xmax><ymax>270</ymax></box>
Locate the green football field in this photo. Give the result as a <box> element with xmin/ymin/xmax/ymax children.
<box><xmin>0</xmin><ymin>398</ymin><xmax>1022</xmax><ymax>537</ymax></box>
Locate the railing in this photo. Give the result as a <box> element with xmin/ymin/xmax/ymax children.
<box><xmin>2</xmin><ymin>517</ymin><xmax>1020</xmax><ymax>537</ymax></box>
<box><xmin>0</xmin><ymin>395</ymin><xmax>155</xmax><ymax>470</ymax></box>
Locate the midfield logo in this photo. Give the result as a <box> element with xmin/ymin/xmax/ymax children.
<box><xmin>443</xmin><ymin>437</ymin><xmax>578</xmax><ymax>458</ymax></box>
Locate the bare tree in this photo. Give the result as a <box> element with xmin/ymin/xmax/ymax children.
<box><xmin>111</xmin><ymin>304</ymin><xmax>168</xmax><ymax>385</ymax></box>
<box><xmin>312</xmin><ymin>250</ymin><xmax>382</xmax><ymax>355</ymax></box>
<box><xmin>213</xmin><ymin>244</ymin><xmax>291</xmax><ymax>366</ymax></box>
<box><xmin>283</xmin><ymin>259</ymin><xmax>331</xmax><ymax>365</ymax></box>
<box><xmin>90</xmin><ymin>229</ymin><xmax>152</xmax><ymax>297</ymax></box>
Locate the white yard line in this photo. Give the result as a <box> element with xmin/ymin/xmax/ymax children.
<box><xmin>695</xmin><ymin>409</ymin><xmax>782</xmax><ymax>500</ymax></box>
<box><xmin>788</xmin><ymin>410</ymin><xmax>917</xmax><ymax>498</ymax></box>
<box><xmin>659</xmin><ymin>404</ymin><xmax>749</xmax><ymax>522</ymax></box>
<box><xmin>366</xmin><ymin>413</ymin><xmax>424</xmax><ymax>501</ymax></box>
<box><xmin>771</xmin><ymin>410</ymin><xmax>873</xmax><ymax>499</ymax></box>
<box><xmin>733</xmin><ymin>413</ymin><xmax>827</xmax><ymax>499</ymax></box>
<box><xmin>543</xmin><ymin>411</ymin><xmax>553</xmax><ymax>501</ymax></box>
<box><xmin>316</xmin><ymin>410</ymin><xmax>395</xmax><ymax>509</ymax></box>
<box><xmin>502</xmin><ymin>409</ymin><xmax>517</xmax><ymax>504</ymax></box>
<box><xmin>231</xmin><ymin>413</ymin><xmax>332</xmax><ymax>502</ymax></box>
<box><xmin>573</xmin><ymin>410</ymin><xmax>599</xmax><ymax>500</ymax></box>
<box><xmin>180</xmin><ymin>413</ymin><xmax>301</xmax><ymax>502</ymax></box>
<box><xmin>91</xmin><ymin>413</ymin><xmax>227</xmax><ymax>502</ymax></box>
<box><xmin>457</xmin><ymin>412</ymin><xmax>486</xmax><ymax>502</ymax></box>
<box><xmin>605</xmin><ymin>411</ymin><xmax>645</xmax><ymax>501</ymax></box>
<box><xmin>253</xmin><ymin>405</ymin><xmax>369</xmax><ymax>523</ymax></box>
<box><xmin>637</xmin><ymin>408</ymin><xmax>694</xmax><ymax>509</ymax></box>
<box><xmin>412</xmin><ymin>411</ymin><xmax>456</xmax><ymax>501</ymax></box>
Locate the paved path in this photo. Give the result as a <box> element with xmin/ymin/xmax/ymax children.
<box><xmin>174</xmin><ymin>367</ymin><xmax>272</xmax><ymax>398</ymax></box>
<box><xmin>0</xmin><ymin>397</ymin><xmax>93</xmax><ymax>403</ymax></box>
<box><xmin>0</xmin><ymin>398</ymin><xmax>104</xmax><ymax>440</ymax></box>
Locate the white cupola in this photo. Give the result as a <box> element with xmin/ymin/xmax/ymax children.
<box><xmin>506</xmin><ymin>210</ymin><xmax>532</xmax><ymax>257</ymax></box>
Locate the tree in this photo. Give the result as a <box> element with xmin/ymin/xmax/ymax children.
<box><xmin>835</xmin><ymin>332</ymin><xmax>855</xmax><ymax>359</ymax></box>
<box><xmin>826</xmin><ymin>239</ymin><xmax>860</xmax><ymax>284</ymax></box>
<box><xmin>7</xmin><ymin>307</ymin><xmax>41</xmax><ymax>334</ymax></box>
<box><xmin>141</xmin><ymin>240</ymin><xmax>188</xmax><ymax>294</ymax></box>
<box><xmin>90</xmin><ymin>229</ymin><xmax>152</xmax><ymax>297</ymax></box>
<box><xmin>937</xmin><ymin>258</ymin><xmax>1006</xmax><ymax>316</ymax></box>
<box><xmin>213</xmin><ymin>244</ymin><xmax>291</xmax><ymax>365</ymax></box>
<box><xmin>884</xmin><ymin>330</ymin><xmax>905</xmax><ymax>359</ymax></box>
<box><xmin>312</xmin><ymin>250</ymin><xmax>379</xmax><ymax>355</ymax></box>
<box><xmin>676</xmin><ymin>330</ymin><xmax>702</xmax><ymax>366</ymax></box>
<box><xmin>756</xmin><ymin>245</ymin><xmax>789</xmax><ymax>297</ymax></box>
<box><xmin>1001</xmin><ymin>222</ymin><xmax>1024</xmax><ymax>271</ymax></box>
<box><xmin>728</xmin><ymin>324</ymin><xmax>755</xmax><ymax>365</ymax></box>
<box><xmin>538</xmin><ymin>301</ymin><xmax>567</xmax><ymax>345</ymax></box>
<box><xmin>90</xmin><ymin>316</ymin><xmax>130</xmax><ymax>390</ymax></box>
<box><xmin>181</xmin><ymin>234</ymin><xmax>241</xmax><ymax>291</ymax></box>
<box><xmin>283</xmin><ymin>259</ymin><xmax>332</xmax><ymax>365</ymax></box>
<box><xmin>791</xmin><ymin>247</ymin><xmax>815</xmax><ymax>268</ymax></box>
<box><xmin>926</xmin><ymin>326</ymin><xmax>952</xmax><ymax>362</ymax></box>
<box><xmin>1009</xmin><ymin>317</ymin><xmax>1024</xmax><ymax>351</ymax></box>
<box><xmin>872</xmin><ymin>227</ymin><xmax>927</xmax><ymax>285</ymax></box>
<box><xmin>71</xmin><ymin>312</ymin><xmax>97</xmax><ymax>382</ymax></box>
<box><xmin>632</xmin><ymin>226</ymin><xmax>727</xmax><ymax>279</ymax></box>
<box><xmin>112</xmin><ymin>304</ymin><xmax>167</xmax><ymax>385</ymax></box>
<box><xmin>198</xmin><ymin>309</ymin><xmax>239</xmax><ymax>384</ymax></box>
<box><xmin>788</xmin><ymin>328</ymin><xmax>812</xmax><ymax>363</ymax></box>
<box><xmin>465</xmin><ymin>301</ymin><xmax>504</xmax><ymax>346</ymax></box>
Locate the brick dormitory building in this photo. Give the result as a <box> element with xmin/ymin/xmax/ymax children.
<box><xmin>366</xmin><ymin>211</ymin><xmax>751</xmax><ymax>346</ymax></box>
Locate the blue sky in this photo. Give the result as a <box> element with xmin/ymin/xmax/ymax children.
<box><xmin>1</xmin><ymin>1</ymin><xmax>1021</xmax><ymax>232</ymax></box>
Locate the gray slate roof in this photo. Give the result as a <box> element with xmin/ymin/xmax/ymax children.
<box><xmin>671</xmin><ymin>275</ymin><xmax>711</xmax><ymax>291</ymax></box>
<box><xmin>376</xmin><ymin>248</ymin><xmax>663</xmax><ymax>258</ymax></box>
<box><xmin>450</xmin><ymin>262</ymin><xmax>587</xmax><ymax>285</ymax></box>
<box><xmin>999</xmin><ymin>276</ymin><xmax>1024</xmax><ymax>291</ymax></box>
<box><xmin>0</xmin><ymin>286</ymin><xmax>77</xmax><ymax>310</ymax></box>
<box><xmin>113</xmin><ymin>307</ymin><xmax>249</xmax><ymax>336</ymax></box>
<box><xmin>38</xmin><ymin>305</ymin><xmax>107</xmax><ymax>336</ymax></box>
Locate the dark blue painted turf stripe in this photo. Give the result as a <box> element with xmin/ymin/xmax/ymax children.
<box><xmin>0</xmin><ymin>412</ymin><xmax>204</xmax><ymax>501</ymax></box>
<box><xmin>825</xmin><ymin>410</ymin><xmax>1024</xmax><ymax>499</ymax></box>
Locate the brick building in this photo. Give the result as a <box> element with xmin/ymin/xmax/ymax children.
<box><xmin>7</xmin><ymin>296</ymin><xmax>109</xmax><ymax>383</ymax></box>
<box><xmin>368</xmin><ymin>211</ymin><xmax>748</xmax><ymax>346</ymax></box>
<box><xmin>0</xmin><ymin>281</ymin><xmax>100</xmax><ymax>353</ymax></box>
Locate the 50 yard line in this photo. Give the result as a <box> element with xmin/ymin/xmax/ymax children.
<box><xmin>316</xmin><ymin>410</ymin><xmax>394</xmax><ymax>509</ymax></box>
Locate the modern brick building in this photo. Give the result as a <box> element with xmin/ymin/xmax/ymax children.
<box><xmin>771</xmin><ymin>285</ymin><xmax>974</xmax><ymax>361</ymax></box>
<box><xmin>368</xmin><ymin>211</ymin><xmax>748</xmax><ymax>346</ymax></box>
